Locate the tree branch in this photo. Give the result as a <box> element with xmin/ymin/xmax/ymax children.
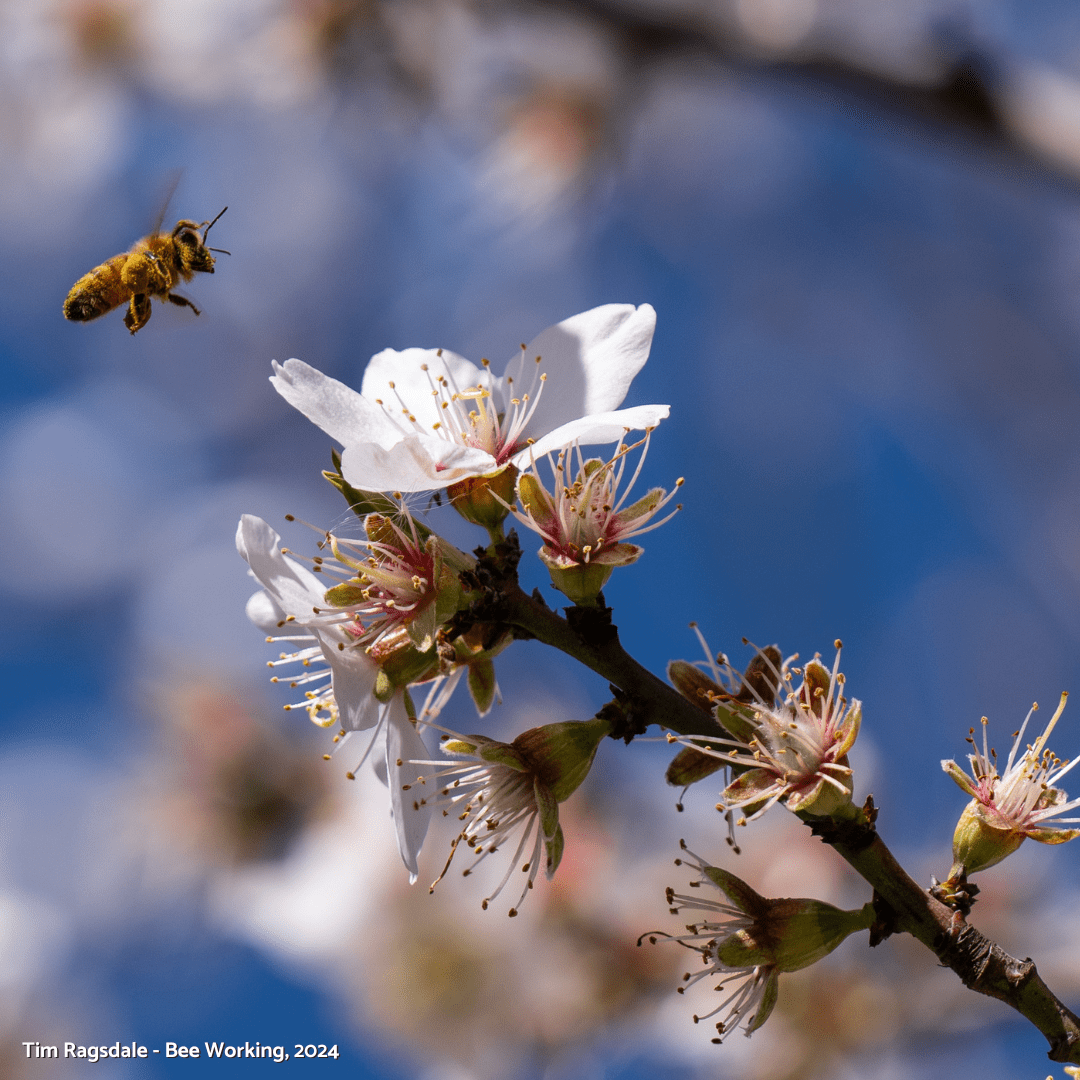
<box><xmin>483</xmin><ymin>581</ymin><xmax>1080</xmax><ymax>1062</ymax></box>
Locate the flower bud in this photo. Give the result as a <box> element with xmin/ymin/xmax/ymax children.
<box><xmin>447</xmin><ymin>466</ymin><xmax>519</xmax><ymax>528</ymax></box>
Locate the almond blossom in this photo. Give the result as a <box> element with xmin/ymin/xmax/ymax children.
<box><xmin>942</xmin><ymin>692</ymin><xmax>1080</xmax><ymax>876</ymax></box>
<box><xmin>408</xmin><ymin>718</ymin><xmax>610</xmax><ymax>915</ymax></box>
<box><xmin>237</xmin><ymin>514</ymin><xmax>382</xmax><ymax>732</ymax></box>
<box><xmin>512</xmin><ymin>432</ymin><xmax>683</xmax><ymax>603</ymax></box>
<box><xmin>665</xmin><ymin>643</ymin><xmax>861</xmax><ymax>821</ymax></box>
<box><xmin>237</xmin><ymin>513</ymin><xmax>439</xmax><ymax>880</ymax></box>
<box><xmin>641</xmin><ymin>843</ymin><xmax>873</xmax><ymax>1042</ymax></box>
<box><xmin>269</xmin><ymin>304</ymin><xmax>668</xmax><ymax>494</ymax></box>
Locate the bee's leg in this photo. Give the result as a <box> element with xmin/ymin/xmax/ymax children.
<box><xmin>165</xmin><ymin>293</ymin><xmax>202</xmax><ymax>317</ymax></box>
<box><xmin>125</xmin><ymin>293</ymin><xmax>152</xmax><ymax>334</ymax></box>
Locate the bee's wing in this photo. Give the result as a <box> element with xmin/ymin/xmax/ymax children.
<box><xmin>151</xmin><ymin>170</ymin><xmax>183</xmax><ymax>236</ymax></box>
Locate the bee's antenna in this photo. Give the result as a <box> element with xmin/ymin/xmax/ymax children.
<box><xmin>208</xmin><ymin>248</ymin><xmax>231</xmax><ymax>255</ymax></box>
<box><xmin>202</xmin><ymin>206</ymin><xmax>228</xmax><ymax>240</ymax></box>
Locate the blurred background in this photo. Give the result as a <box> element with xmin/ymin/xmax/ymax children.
<box><xmin>4</xmin><ymin>0</ymin><xmax>1080</xmax><ymax>1076</ymax></box>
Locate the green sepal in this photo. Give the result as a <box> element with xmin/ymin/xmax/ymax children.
<box><xmin>446</xmin><ymin>466</ymin><xmax>518</xmax><ymax>528</ymax></box>
<box><xmin>544</xmin><ymin>822</ymin><xmax>565</xmax><ymax>878</ymax></box>
<box><xmin>1027</xmin><ymin>826</ymin><xmax>1080</xmax><ymax>844</ymax></box>
<box><xmin>747</xmin><ymin>970</ymin><xmax>779</xmax><ymax>1033</ymax></box>
<box><xmin>713</xmin><ymin>702</ymin><xmax>757</xmax><ymax>744</ymax></box>
<box><xmin>514</xmin><ymin>717</ymin><xmax>610</xmax><ymax>802</ymax></box>
<box><xmin>785</xmin><ymin>768</ymin><xmax>853</xmax><ymax>816</ymax></box>
<box><xmin>535</xmin><ymin>777</ymin><xmax>560</xmax><ymax>841</ymax></box>
<box><xmin>800</xmin><ymin>658</ymin><xmax>831</xmax><ymax>716</ymax></box>
<box><xmin>612</xmin><ymin>486</ymin><xmax>666</xmax><ymax>525</ymax></box>
<box><xmin>702</xmin><ymin>864</ymin><xmax>767</xmax><ymax>916</ymax></box>
<box><xmin>941</xmin><ymin>758</ymin><xmax>980</xmax><ymax>799</ymax></box>
<box><xmin>835</xmin><ymin>699</ymin><xmax>862</xmax><ymax>757</ymax></box>
<box><xmin>667</xmin><ymin>660</ymin><xmax>723</xmax><ymax>715</ymax></box>
<box><xmin>517</xmin><ymin>471</ymin><xmax>558</xmax><ymax>529</ymax></box>
<box><xmin>540</xmin><ymin>557</ymin><xmax>615</xmax><ymax>605</ymax></box>
<box><xmin>378</xmin><ymin>641</ymin><xmax>441</xmax><ymax>689</ymax></box>
<box><xmin>467</xmin><ymin>658</ymin><xmax>499</xmax><ymax>716</ymax></box>
<box><xmin>950</xmin><ymin>800</ymin><xmax>1025</xmax><ymax>874</ymax></box>
<box><xmin>478</xmin><ymin>742</ymin><xmax>529</xmax><ymax>771</ymax></box>
<box><xmin>666</xmin><ymin>746</ymin><xmax>726</xmax><ymax>788</ymax></box>
<box><xmin>723</xmin><ymin>767</ymin><xmax>776</xmax><ymax>806</ymax></box>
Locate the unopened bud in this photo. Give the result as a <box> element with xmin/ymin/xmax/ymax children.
<box><xmin>447</xmin><ymin>466</ymin><xmax>518</xmax><ymax>528</ymax></box>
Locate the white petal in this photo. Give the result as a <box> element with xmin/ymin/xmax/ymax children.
<box><xmin>386</xmin><ymin>700</ymin><xmax>434</xmax><ymax>883</ymax></box>
<box><xmin>511</xmin><ymin>403</ymin><xmax>670</xmax><ymax>465</ymax></box>
<box><xmin>361</xmin><ymin>347</ymin><xmax>488</xmax><ymax>434</ymax></box>
<box><xmin>340</xmin><ymin>434</ymin><xmax>498</xmax><ymax>492</ymax></box>
<box><xmin>235</xmin><ymin>515</ymin><xmax>324</xmax><ymax>618</ymax></box>
<box><xmin>245</xmin><ymin>589</ymin><xmax>284</xmax><ymax>634</ymax></box>
<box><xmin>320</xmin><ymin>639</ymin><xmax>381</xmax><ymax>731</ymax></box>
<box><xmin>270</xmin><ymin>359</ymin><xmax>402</xmax><ymax>448</ymax></box>
<box><xmin>500</xmin><ymin>304</ymin><xmax>656</xmax><ymax>441</ymax></box>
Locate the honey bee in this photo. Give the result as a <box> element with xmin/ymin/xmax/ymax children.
<box><xmin>63</xmin><ymin>206</ymin><xmax>229</xmax><ymax>334</ymax></box>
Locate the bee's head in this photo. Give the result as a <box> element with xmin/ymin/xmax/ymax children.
<box><xmin>172</xmin><ymin>207</ymin><xmax>229</xmax><ymax>274</ymax></box>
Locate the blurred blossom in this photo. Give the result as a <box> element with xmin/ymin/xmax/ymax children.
<box><xmin>0</xmin><ymin>0</ymin><xmax>128</xmax><ymax>205</ymax></box>
<box><xmin>479</xmin><ymin>87</ymin><xmax>605</xmax><ymax>217</ymax></box>
<box><xmin>382</xmin><ymin>0</ymin><xmax>616</xmax><ymax>133</ymax></box>
<box><xmin>148</xmin><ymin>679</ymin><xmax>332</xmax><ymax>866</ymax></box>
<box><xmin>1002</xmin><ymin>63</ymin><xmax>1080</xmax><ymax>177</ymax></box>
<box><xmin>734</xmin><ymin>0</ymin><xmax>819</xmax><ymax>54</ymax></box>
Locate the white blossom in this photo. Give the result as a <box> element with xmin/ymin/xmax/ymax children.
<box><xmin>269</xmin><ymin>304</ymin><xmax>668</xmax><ymax>492</ymax></box>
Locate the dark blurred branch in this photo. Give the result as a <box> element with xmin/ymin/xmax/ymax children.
<box><xmin>525</xmin><ymin>0</ymin><xmax>1080</xmax><ymax>196</ymax></box>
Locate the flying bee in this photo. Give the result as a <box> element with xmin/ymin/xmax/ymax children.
<box><xmin>63</xmin><ymin>206</ymin><xmax>229</xmax><ymax>334</ymax></box>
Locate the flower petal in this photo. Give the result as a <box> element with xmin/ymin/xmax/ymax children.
<box><xmin>746</xmin><ymin>970</ymin><xmax>779</xmax><ymax>1033</ymax></box>
<box><xmin>341</xmin><ymin>434</ymin><xmax>497</xmax><ymax>492</ymax></box>
<box><xmin>245</xmin><ymin>588</ymin><xmax>284</xmax><ymax>634</ymax></box>
<box><xmin>941</xmin><ymin>758</ymin><xmax>980</xmax><ymax>799</ymax></box>
<box><xmin>322</xmin><ymin>643</ymin><xmax>381</xmax><ymax>731</ymax></box>
<box><xmin>501</xmin><ymin>304</ymin><xmax>657</xmax><ymax>438</ymax></box>
<box><xmin>361</xmin><ymin>347</ymin><xmax>487</xmax><ymax>434</ymax></box>
<box><xmin>513</xmin><ymin>404</ymin><xmax>670</xmax><ymax>466</ymax></box>
<box><xmin>236</xmin><ymin>514</ymin><xmax>323</xmax><ymax>619</ymax></box>
<box><xmin>386</xmin><ymin>700</ymin><xmax>434</xmax><ymax>884</ymax></box>
<box><xmin>270</xmin><ymin>359</ymin><xmax>401</xmax><ymax>448</ymax></box>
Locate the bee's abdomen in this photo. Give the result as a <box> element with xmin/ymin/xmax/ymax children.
<box><xmin>63</xmin><ymin>258</ymin><xmax>129</xmax><ymax>322</ymax></box>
